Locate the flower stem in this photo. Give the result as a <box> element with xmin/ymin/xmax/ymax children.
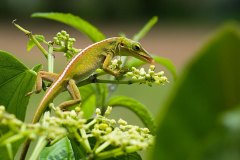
<box><xmin>94</xmin><ymin>141</ymin><xmax>111</xmax><ymax>154</ymax></box>
<box><xmin>48</xmin><ymin>44</ymin><xmax>54</xmax><ymax>73</ymax></box>
<box><xmin>77</xmin><ymin>76</ymin><xmax>145</xmax><ymax>87</ymax></box>
<box><xmin>6</xmin><ymin>143</ymin><xmax>13</xmax><ymax>160</ymax></box>
<box><xmin>13</xmin><ymin>20</ymin><xmax>48</xmax><ymax>58</ymax></box>
<box><xmin>95</xmin><ymin>146</ymin><xmax>139</xmax><ymax>160</ymax></box>
<box><xmin>85</xmin><ymin>118</ymin><xmax>97</xmax><ymax>129</ymax></box>
<box><xmin>28</xmin><ymin>136</ymin><xmax>48</xmax><ymax>160</ymax></box>
<box><xmin>73</xmin><ymin>130</ymin><xmax>92</xmax><ymax>153</ymax></box>
<box><xmin>0</xmin><ymin>132</ymin><xmax>15</xmax><ymax>143</ymax></box>
<box><xmin>80</xmin><ymin>129</ymin><xmax>92</xmax><ymax>153</ymax></box>
<box><xmin>1</xmin><ymin>134</ymin><xmax>24</xmax><ymax>145</ymax></box>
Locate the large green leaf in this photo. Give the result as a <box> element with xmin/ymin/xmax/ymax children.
<box><xmin>0</xmin><ymin>50</ymin><xmax>37</xmax><ymax>159</ymax></box>
<box><xmin>31</xmin><ymin>12</ymin><xmax>106</xmax><ymax>42</ymax></box>
<box><xmin>0</xmin><ymin>50</ymin><xmax>36</xmax><ymax>120</ymax></box>
<box><xmin>79</xmin><ymin>84</ymin><xmax>96</xmax><ymax>119</ymax></box>
<box><xmin>40</xmin><ymin>137</ymin><xmax>75</xmax><ymax>160</ymax></box>
<box><xmin>107</xmin><ymin>96</ymin><xmax>156</xmax><ymax>134</ymax></box>
<box><xmin>152</xmin><ymin>24</ymin><xmax>240</xmax><ymax>160</ymax></box>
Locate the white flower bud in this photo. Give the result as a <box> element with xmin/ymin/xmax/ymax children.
<box><xmin>96</xmin><ymin>108</ymin><xmax>101</xmax><ymax>115</ymax></box>
<box><xmin>150</xmin><ymin>65</ymin><xmax>155</xmax><ymax>70</ymax></box>
<box><xmin>118</xmin><ymin>119</ymin><xmax>127</xmax><ymax>125</ymax></box>
<box><xmin>139</xmin><ymin>68</ymin><xmax>146</xmax><ymax>76</ymax></box>
<box><xmin>104</xmin><ymin>106</ymin><xmax>112</xmax><ymax>116</ymax></box>
<box><xmin>156</xmin><ymin>71</ymin><xmax>164</xmax><ymax>77</ymax></box>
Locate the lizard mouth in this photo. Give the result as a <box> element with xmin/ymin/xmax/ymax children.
<box><xmin>136</xmin><ymin>51</ymin><xmax>154</xmax><ymax>64</ymax></box>
<box><xmin>142</xmin><ymin>54</ymin><xmax>154</xmax><ymax>63</ymax></box>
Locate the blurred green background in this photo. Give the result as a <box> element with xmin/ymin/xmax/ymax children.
<box><xmin>1</xmin><ymin>1</ymin><xmax>240</xmax><ymax>159</ymax></box>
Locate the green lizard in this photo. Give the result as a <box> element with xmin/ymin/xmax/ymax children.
<box><xmin>31</xmin><ymin>36</ymin><xmax>153</xmax><ymax>124</ymax></box>
<box><xmin>20</xmin><ymin>37</ymin><xmax>153</xmax><ymax>159</ymax></box>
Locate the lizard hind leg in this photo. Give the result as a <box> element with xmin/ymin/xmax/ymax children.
<box><xmin>26</xmin><ymin>71</ymin><xmax>59</xmax><ymax>96</ymax></box>
<box><xmin>58</xmin><ymin>79</ymin><xmax>81</xmax><ymax>110</ymax></box>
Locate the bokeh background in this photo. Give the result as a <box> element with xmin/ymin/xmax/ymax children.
<box><xmin>0</xmin><ymin>0</ymin><xmax>240</xmax><ymax>159</ymax></box>
<box><xmin>1</xmin><ymin>0</ymin><xmax>239</xmax><ymax>69</ymax></box>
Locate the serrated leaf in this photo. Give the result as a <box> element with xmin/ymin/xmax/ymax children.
<box><xmin>31</xmin><ymin>12</ymin><xmax>106</xmax><ymax>42</ymax></box>
<box><xmin>152</xmin><ymin>24</ymin><xmax>240</xmax><ymax>160</ymax></box>
<box><xmin>27</xmin><ymin>35</ymin><xmax>45</xmax><ymax>51</ymax></box>
<box><xmin>107</xmin><ymin>96</ymin><xmax>156</xmax><ymax>134</ymax></box>
<box><xmin>133</xmin><ymin>16</ymin><xmax>158</xmax><ymax>41</ymax></box>
<box><xmin>40</xmin><ymin>137</ymin><xmax>75</xmax><ymax>160</ymax></box>
<box><xmin>126</xmin><ymin>55</ymin><xmax>177</xmax><ymax>80</ymax></box>
<box><xmin>79</xmin><ymin>84</ymin><xmax>96</xmax><ymax>119</ymax></box>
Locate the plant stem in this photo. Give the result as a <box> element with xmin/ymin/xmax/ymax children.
<box><xmin>95</xmin><ymin>146</ymin><xmax>139</xmax><ymax>160</ymax></box>
<box><xmin>94</xmin><ymin>141</ymin><xmax>111</xmax><ymax>154</ymax></box>
<box><xmin>73</xmin><ymin>130</ymin><xmax>92</xmax><ymax>153</ymax></box>
<box><xmin>0</xmin><ymin>132</ymin><xmax>15</xmax><ymax>143</ymax></box>
<box><xmin>48</xmin><ymin>44</ymin><xmax>54</xmax><ymax>73</ymax></box>
<box><xmin>6</xmin><ymin>143</ymin><xmax>13</xmax><ymax>160</ymax></box>
<box><xmin>53</xmin><ymin>47</ymin><xmax>67</xmax><ymax>52</ymax></box>
<box><xmin>80</xmin><ymin>129</ymin><xmax>92</xmax><ymax>153</ymax></box>
<box><xmin>85</xmin><ymin>118</ymin><xmax>97</xmax><ymax>129</ymax></box>
<box><xmin>28</xmin><ymin>136</ymin><xmax>48</xmax><ymax>160</ymax></box>
<box><xmin>1</xmin><ymin>134</ymin><xmax>24</xmax><ymax>145</ymax></box>
<box><xmin>77</xmin><ymin>76</ymin><xmax>145</xmax><ymax>87</ymax></box>
<box><xmin>13</xmin><ymin>21</ymin><xmax>48</xmax><ymax>58</ymax></box>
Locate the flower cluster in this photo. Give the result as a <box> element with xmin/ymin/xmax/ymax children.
<box><xmin>108</xmin><ymin>59</ymin><xmax>122</xmax><ymax>70</ymax></box>
<box><xmin>89</xmin><ymin>107</ymin><xmax>154</xmax><ymax>159</ymax></box>
<box><xmin>125</xmin><ymin>65</ymin><xmax>168</xmax><ymax>86</ymax></box>
<box><xmin>53</xmin><ymin>30</ymin><xmax>80</xmax><ymax>59</ymax></box>
<box><xmin>0</xmin><ymin>106</ymin><xmax>66</xmax><ymax>145</ymax></box>
<box><xmin>0</xmin><ymin>105</ymin><xmax>153</xmax><ymax>159</ymax></box>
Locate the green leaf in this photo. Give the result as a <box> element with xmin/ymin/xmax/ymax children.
<box><xmin>0</xmin><ymin>50</ymin><xmax>36</xmax><ymax>120</ymax></box>
<box><xmin>106</xmin><ymin>152</ymin><xmax>142</xmax><ymax>160</ymax></box>
<box><xmin>126</xmin><ymin>55</ymin><xmax>177</xmax><ymax>80</ymax></box>
<box><xmin>40</xmin><ymin>137</ymin><xmax>75</xmax><ymax>160</ymax></box>
<box><xmin>32</xmin><ymin>64</ymin><xmax>42</xmax><ymax>72</ymax></box>
<box><xmin>133</xmin><ymin>16</ymin><xmax>158</xmax><ymax>41</ymax></box>
<box><xmin>79</xmin><ymin>84</ymin><xmax>96</xmax><ymax>119</ymax></box>
<box><xmin>31</xmin><ymin>12</ymin><xmax>106</xmax><ymax>42</ymax></box>
<box><xmin>27</xmin><ymin>35</ymin><xmax>45</xmax><ymax>51</ymax></box>
<box><xmin>94</xmin><ymin>83</ymin><xmax>108</xmax><ymax>108</ymax></box>
<box><xmin>69</xmin><ymin>138</ymin><xmax>87</xmax><ymax>160</ymax></box>
<box><xmin>0</xmin><ymin>50</ymin><xmax>36</xmax><ymax>159</ymax></box>
<box><xmin>152</xmin><ymin>24</ymin><xmax>240</xmax><ymax>160</ymax></box>
<box><xmin>107</xmin><ymin>96</ymin><xmax>156</xmax><ymax>134</ymax></box>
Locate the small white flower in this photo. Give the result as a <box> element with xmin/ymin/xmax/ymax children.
<box><xmin>96</xmin><ymin>108</ymin><xmax>101</xmax><ymax>115</ymax></box>
<box><xmin>139</xmin><ymin>68</ymin><xmax>146</xmax><ymax>76</ymax></box>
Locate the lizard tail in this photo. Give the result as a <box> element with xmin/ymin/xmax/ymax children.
<box><xmin>32</xmin><ymin>79</ymin><xmax>63</xmax><ymax>123</ymax></box>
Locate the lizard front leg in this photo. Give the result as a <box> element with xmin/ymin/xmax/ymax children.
<box><xmin>102</xmin><ymin>53</ymin><xmax>126</xmax><ymax>77</ymax></box>
<box><xmin>27</xmin><ymin>71</ymin><xmax>59</xmax><ymax>95</ymax></box>
<box><xmin>58</xmin><ymin>79</ymin><xmax>81</xmax><ymax>110</ymax></box>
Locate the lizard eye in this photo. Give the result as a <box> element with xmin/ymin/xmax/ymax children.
<box><xmin>133</xmin><ymin>44</ymin><xmax>140</xmax><ymax>51</ymax></box>
<box><xmin>120</xmin><ymin>42</ymin><xmax>124</xmax><ymax>47</ymax></box>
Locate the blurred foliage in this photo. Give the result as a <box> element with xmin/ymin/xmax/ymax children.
<box><xmin>152</xmin><ymin>23</ymin><xmax>240</xmax><ymax>160</ymax></box>
<box><xmin>1</xmin><ymin>0</ymin><xmax>240</xmax><ymax>22</ymax></box>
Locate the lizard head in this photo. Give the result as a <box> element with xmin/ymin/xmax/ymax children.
<box><xmin>117</xmin><ymin>37</ymin><xmax>154</xmax><ymax>63</ymax></box>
